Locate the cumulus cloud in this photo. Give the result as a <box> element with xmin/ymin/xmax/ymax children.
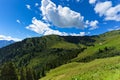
<box><xmin>26</xmin><ymin>4</ymin><xmax>31</xmax><ymax>10</ymax></box>
<box><xmin>89</xmin><ymin>20</ymin><xmax>99</xmax><ymax>30</ymax></box>
<box><xmin>105</xmin><ymin>4</ymin><xmax>120</xmax><ymax>21</ymax></box>
<box><xmin>26</xmin><ymin>17</ymin><xmax>68</xmax><ymax>36</ymax></box>
<box><xmin>94</xmin><ymin>1</ymin><xmax>112</xmax><ymax>16</ymax></box>
<box><xmin>40</xmin><ymin>0</ymin><xmax>84</xmax><ymax>28</ymax></box>
<box><xmin>94</xmin><ymin>1</ymin><xmax>120</xmax><ymax>21</ymax></box>
<box><xmin>26</xmin><ymin>0</ymin><xmax>88</xmax><ymax>36</ymax></box>
<box><xmin>85</xmin><ymin>20</ymin><xmax>99</xmax><ymax>30</ymax></box>
<box><xmin>26</xmin><ymin>18</ymin><xmax>86</xmax><ymax>36</ymax></box>
<box><xmin>26</xmin><ymin>17</ymin><xmax>49</xmax><ymax>34</ymax></box>
<box><xmin>0</xmin><ymin>35</ymin><xmax>21</xmax><ymax>41</ymax></box>
<box><xmin>89</xmin><ymin>0</ymin><xmax>96</xmax><ymax>4</ymax></box>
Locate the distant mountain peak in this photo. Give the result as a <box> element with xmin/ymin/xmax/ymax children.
<box><xmin>0</xmin><ymin>40</ymin><xmax>14</xmax><ymax>48</ymax></box>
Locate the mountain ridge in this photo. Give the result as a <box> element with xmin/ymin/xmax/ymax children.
<box><xmin>0</xmin><ymin>30</ymin><xmax>120</xmax><ymax>80</ymax></box>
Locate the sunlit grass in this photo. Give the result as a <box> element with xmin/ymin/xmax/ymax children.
<box><xmin>41</xmin><ymin>56</ymin><xmax>120</xmax><ymax>80</ymax></box>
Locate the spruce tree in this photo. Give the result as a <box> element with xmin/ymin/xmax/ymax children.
<box><xmin>26</xmin><ymin>67</ymin><xmax>34</xmax><ymax>80</ymax></box>
<box><xmin>1</xmin><ymin>62</ymin><xmax>18</xmax><ymax>80</ymax></box>
<box><xmin>20</xmin><ymin>67</ymin><xmax>26</xmax><ymax>80</ymax></box>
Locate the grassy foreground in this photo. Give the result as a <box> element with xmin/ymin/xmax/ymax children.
<box><xmin>40</xmin><ymin>56</ymin><xmax>120</xmax><ymax>80</ymax></box>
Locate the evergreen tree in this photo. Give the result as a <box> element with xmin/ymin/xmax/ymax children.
<box><xmin>20</xmin><ymin>67</ymin><xmax>26</xmax><ymax>80</ymax></box>
<box><xmin>26</xmin><ymin>67</ymin><xmax>34</xmax><ymax>80</ymax></box>
<box><xmin>33</xmin><ymin>70</ymin><xmax>38</xmax><ymax>80</ymax></box>
<box><xmin>1</xmin><ymin>62</ymin><xmax>18</xmax><ymax>80</ymax></box>
<box><xmin>41</xmin><ymin>68</ymin><xmax>45</xmax><ymax>77</ymax></box>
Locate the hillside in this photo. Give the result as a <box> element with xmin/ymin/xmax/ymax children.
<box><xmin>40</xmin><ymin>30</ymin><xmax>120</xmax><ymax>80</ymax></box>
<box><xmin>41</xmin><ymin>56</ymin><xmax>120</xmax><ymax>80</ymax></box>
<box><xmin>0</xmin><ymin>30</ymin><xmax>120</xmax><ymax>80</ymax></box>
<box><xmin>0</xmin><ymin>35</ymin><xmax>96</xmax><ymax>64</ymax></box>
<box><xmin>0</xmin><ymin>35</ymin><xmax>94</xmax><ymax>79</ymax></box>
<box><xmin>71</xmin><ymin>30</ymin><xmax>120</xmax><ymax>62</ymax></box>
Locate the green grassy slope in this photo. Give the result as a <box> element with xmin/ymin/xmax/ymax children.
<box><xmin>41</xmin><ymin>56</ymin><xmax>120</xmax><ymax>80</ymax></box>
<box><xmin>40</xmin><ymin>30</ymin><xmax>120</xmax><ymax>80</ymax></box>
<box><xmin>71</xmin><ymin>30</ymin><xmax>120</xmax><ymax>62</ymax></box>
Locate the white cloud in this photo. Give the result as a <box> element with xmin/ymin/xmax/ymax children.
<box><xmin>69</xmin><ymin>32</ymin><xmax>84</xmax><ymax>36</ymax></box>
<box><xmin>94</xmin><ymin>1</ymin><xmax>120</xmax><ymax>21</ymax></box>
<box><xmin>16</xmin><ymin>20</ymin><xmax>21</xmax><ymax>24</ymax></box>
<box><xmin>40</xmin><ymin>0</ymin><xmax>84</xmax><ymax>28</ymax></box>
<box><xmin>105</xmin><ymin>4</ymin><xmax>120</xmax><ymax>21</ymax></box>
<box><xmin>77</xmin><ymin>32</ymin><xmax>85</xmax><ymax>36</ymax></box>
<box><xmin>89</xmin><ymin>20</ymin><xmax>99</xmax><ymax>30</ymax></box>
<box><xmin>85</xmin><ymin>20</ymin><xmax>89</xmax><ymax>25</ymax></box>
<box><xmin>26</xmin><ymin>17</ymin><xmax>67</xmax><ymax>36</ymax></box>
<box><xmin>26</xmin><ymin>17</ymin><xmax>86</xmax><ymax>36</ymax></box>
<box><xmin>89</xmin><ymin>0</ymin><xmax>96</xmax><ymax>4</ymax></box>
<box><xmin>26</xmin><ymin>0</ymin><xmax>88</xmax><ymax>36</ymax></box>
<box><xmin>26</xmin><ymin>17</ymin><xmax>50</xmax><ymax>35</ymax></box>
<box><xmin>80</xmin><ymin>32</ymin><xmax>86</xmax><ymax>36</ymax></box>
<box><xmin>0</xmin><ymin>35</ymin><xmax>21</xmax><ymax>41</ymax></box>
<box><xmin>26</xmin><ymin>4</ymin><xmax>31</xmax><ymax>10</ymax></box>
<box><xmin>94</xmin><ymin>1</ymin><xmax>112</xmax><ymax>16</ymax></box>
<box><xmin>85</xmin><ymin>20</ymin><xmax>99</xmax><ymax>30</ymax></box>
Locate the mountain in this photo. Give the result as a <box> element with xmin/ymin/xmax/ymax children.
<box><xmin>0</xmin><ymin>35</ymin><xmax>96</xmax><ymax>79</ymax></box>
<box><xmin>41</xmin><ymin>30</ymin><xmax>120</xmax><ymax>80</ymax></box>
<box><xmin>0</xmin><ymin>40</ymin><xmax>14</xmax><ymax>48</ymax></box>
<box><xmin>0</xmin><ymin>30</ymin><xmax>120</xmax><ymax>80</ymax></box>
<box><xmin>0</xmin><ymin>35</ymin><xmax>93</xmax><ymax>69</ymax></box>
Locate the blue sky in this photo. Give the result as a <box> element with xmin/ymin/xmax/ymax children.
<box><xmin>0</xmin><ymin>0</ymin><xmax>120</xmax><ymax>41</ymax></box>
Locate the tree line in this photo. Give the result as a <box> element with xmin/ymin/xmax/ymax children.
<box><xmin>0</xmin><ymin>62</ymin><xmax>44</xmax><ymax>80</ymax></box>
<box><xmin>0</xmin><ymin>48</ymin><xmax>85</xmax><ymax>80</ymax></box>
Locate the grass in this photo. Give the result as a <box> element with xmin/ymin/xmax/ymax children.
<box><xmin>51</xmin><ymin>41</ymin><xmax>79</xmax><ymax>49</ymax></box>
<box><xmin>71</xmin><ymin>34</ymin><xmax>120</xmax><ymax>62</ymax></box>
<box><xmin>40</xmin><ymin>56</ymin><xmax>120</xmax><ymax>80</ymax></box>
<box><xmin>40</xmin><ymin>30</ymin><xmax>120</xmax><ymax>80</ymax></box>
